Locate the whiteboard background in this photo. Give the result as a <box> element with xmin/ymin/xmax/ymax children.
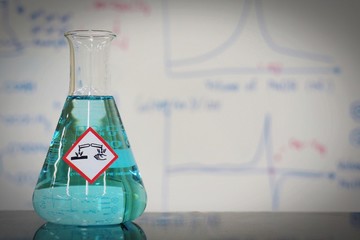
<box><xmin>1</xmin><ymin>0</ymin><xmax>360</xmax><ymax>211</ymax></box>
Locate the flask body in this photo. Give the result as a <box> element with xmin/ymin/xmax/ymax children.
<box><xmin>33</xmin><ymin>95</ymin><xmax>146</xmax><ymax>225</ymax></box>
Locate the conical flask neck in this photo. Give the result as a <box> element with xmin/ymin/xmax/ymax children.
<box><xmin>65</xmin><ymin>30</ymin><xmax>116</xmax><ymax>96</ymax></box>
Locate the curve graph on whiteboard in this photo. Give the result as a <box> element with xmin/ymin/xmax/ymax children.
<box><xmin>162</xmin><ymin>0</ymin><xmax>341</xmax><ymax>78</ymax></box>
<box><xmin>161</xmin><ymin>112</ymin><xmax>337</xmax><ymax>210</ymax></box>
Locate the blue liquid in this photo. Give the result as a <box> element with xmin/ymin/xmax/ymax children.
<box><xmin>32</xmin><ymin>96</ymin><xmax>147</xmax><ymax>226</ymax></box>
<box><xmin>33</xmin><ymin>186</ymin><xmax>125</xmax><ymax>225</ymax></box>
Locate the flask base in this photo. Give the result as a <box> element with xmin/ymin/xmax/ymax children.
<box><xmin>33</xmin><ymin>186</ymin><xmax>127</xmax><ymax>226</ymax></box>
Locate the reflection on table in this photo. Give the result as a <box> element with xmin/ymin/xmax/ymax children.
<box><xmin>0</xmin><ymin>211</ymin><xmax>360</xmax><ymax>239</ymax></box>
<box><xmin>33</xmin><ymin>221</ymin><xmax>146</xmax><ymax>240</ymax></box>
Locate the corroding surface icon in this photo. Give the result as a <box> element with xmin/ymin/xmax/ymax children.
<box><xmin>71</xmin><ymin>143</ymin><xmax>107</xmax><ymax>160</ymax></box>
<box><xmin>63</xmin><ymin>127</ymin><xmax>118</xmax><ymax>183</ymax></box>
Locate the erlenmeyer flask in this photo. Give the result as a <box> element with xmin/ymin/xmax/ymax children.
<box><xmin>32</xmin><ymin>30</ymin><xmax>147</xmax><ymax>226</ymax></box>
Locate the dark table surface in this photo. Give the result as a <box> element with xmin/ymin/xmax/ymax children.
<box><xmin>0</xmin><ymin>211</ymin><xmax>360</xmax><ymax>239</ymax></box>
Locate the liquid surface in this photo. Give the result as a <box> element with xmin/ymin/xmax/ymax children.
<box><xmin>33</xmin><ymin>95</ymin><xmax>146</xmax><ymax>225</ymax></box>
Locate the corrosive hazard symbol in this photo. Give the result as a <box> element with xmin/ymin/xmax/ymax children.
<box><xmin>63</xmin><ymin>127</ymin><xmax>118</xmax><ymax>184</ymax></box>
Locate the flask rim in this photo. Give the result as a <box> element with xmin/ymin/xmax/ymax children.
<box><xmin>64</xmin><ymin>30</ymin><xmax>116</xmax><ymax>38</ymax></box>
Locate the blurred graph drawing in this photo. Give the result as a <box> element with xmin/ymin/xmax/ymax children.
<box><xmin>162</xmin><ymin>0</ymin><xmax>340</xmax><ymax>78</ymax></box>
<box><xmin>161</xmin><ymin>113</ymin><xmax>336</xmax><ymax>210</ymax></box>
<box><xmin>0</xmin><ymin>0</ymin><xmax>23</xmax><ymax>57</ymax></box>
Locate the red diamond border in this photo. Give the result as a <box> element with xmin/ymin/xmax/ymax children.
<box><xmin>62</xmin><ymin>127</ymin><xmax>119</xmax><ymax>184</ymax></box>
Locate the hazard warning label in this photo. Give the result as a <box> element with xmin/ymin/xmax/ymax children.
<box><xmin>63</xmin><ymin>127</ymin><xmax>118</xmax><ymax>183</ymax></box>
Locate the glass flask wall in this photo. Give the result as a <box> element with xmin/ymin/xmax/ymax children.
<box><xmin>32</xmin><ymin>30</ymin><xmax>147</xmax><ymax>226</ymax></box>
